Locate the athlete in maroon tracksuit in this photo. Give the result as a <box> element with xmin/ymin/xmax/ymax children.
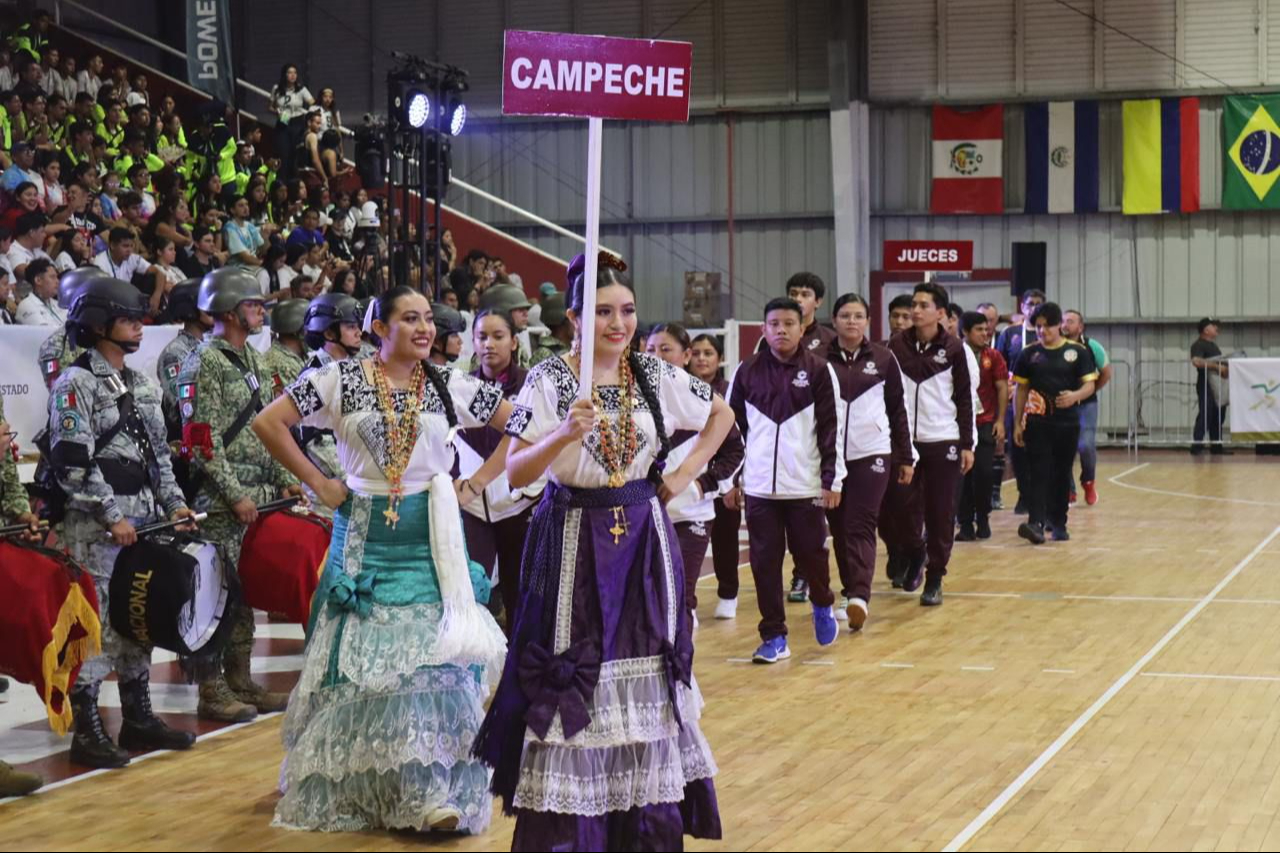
<box><xmin>824</xmin><ymin>294</ymin><xmax>913</xmax><ymax>631</ymax></box>
<box><xmin>881</xmin><ymin>282</ymin><xmax>975</xmax><ymax>608</ymax></box>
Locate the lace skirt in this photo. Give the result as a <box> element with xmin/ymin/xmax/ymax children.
<box><xmin>478</xmin><ymin>480</ymin><xmax>723</xmax><ymax>850</ymax></box>
<box><xmin>272</xmin><ymin>491</ymin><xmax>500</xmax><ymax>834</ymax></box>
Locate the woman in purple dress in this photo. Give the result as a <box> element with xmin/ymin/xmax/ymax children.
<box><xmin>473</xmin><ymin>254</ymin><xmax>734</xmax><ymax>851</ymax></box>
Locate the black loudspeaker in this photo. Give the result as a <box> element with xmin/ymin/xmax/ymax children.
<box><xmin>1011</xmin><ymin>242</ymin><xmax>1046</xmax><ymax>297</ymax></box>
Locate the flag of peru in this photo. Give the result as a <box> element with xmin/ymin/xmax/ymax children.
<box><xmin>931</xmin><ymin>105</ymin><xmax>1004</xmax><ymax>215</ymax></box>
<box><xmin>1122</xmin><ymin>97</ymin><xmax>1201</xmax><ymax>215</ymax></box>
<box><xmin>1024</xmin><ymin>101</ymin><xmax>1100</xmax><ymax>214</ymax></box>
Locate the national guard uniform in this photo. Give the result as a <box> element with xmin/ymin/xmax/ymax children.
<box><xmin>155</xmin><ymin>280</ymin><xmax>207</xmax><ymax>416</ymax></box>
<box><xmin>37</xmin><ymin>267</ymin><xmax>107</xmax><ymax>390</ymax></box>
<box><xmin>530</xmin><ymin>292</ymin><xmax>570</xmax><ymax>366</ymax></box>
<box><xmin>261</xmin><ymin>299</ymin><xmax>309</xmax><ymax>397</ymax></box>
<box><xmin>49</xmin><ymin>277</ymin><xmax>196</xmax><ymax>768</ymax></box>
<box><xmin>297</xmin><ymin>294</ymin><xmax>360</xmax><ymax>519</ymax></box>
<box><xmin>177</xmin><ymin>267</ymin><xmax>297</xmax><ymax>721</ymax></box>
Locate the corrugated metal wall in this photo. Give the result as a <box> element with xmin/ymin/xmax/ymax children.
<box><xmin>445</xmin><ymin>110</ymin><xmax>836</xmax><ymax>323</ymax></box>
<box><xmin>870</xmin><ymin>0</ymin><xmax>1280</xmax><ymax>101</ymax></box>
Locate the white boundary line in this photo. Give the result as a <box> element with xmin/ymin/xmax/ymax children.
<box><xmin>941</xmin><ymin>522</ymin><xmax>1280</xmax><ymax>852</ymax></box>
<box><xmin>1141</xmin><ymin>671</ymin><xmax>1280</xmax><ymax>684</ymax></box>
<box><xmin>1109</xmin><ymin>462</ymin><xmax>1280</xmax><ymax>507</ymax></box>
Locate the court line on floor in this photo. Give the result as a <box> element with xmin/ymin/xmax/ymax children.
<box><xmin>1141</xmin><ymin>671</ymin><xmax>1280</xmax><ymax>684</ymax></box>
<box><xmin>942</xmin><ymin>522</ymin><xmax>1280</xmax><ymax>852</ymax></box>
<box><xmin>1108</xmin><ymin>462</ymin><xmax>1280</xmax><ymax>507</ymax></box>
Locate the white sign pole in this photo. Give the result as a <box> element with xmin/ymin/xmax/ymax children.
<box><xmin>578</xmin><ymin>115</ymin><xmax>604</xmax><ymax>401</ymax></box>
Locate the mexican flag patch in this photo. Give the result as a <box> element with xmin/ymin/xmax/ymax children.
<box><xmin>166</xmin><ymin>363</ymin><xmax>180</xmax><ymax>379</ymax></box>
<box><xmin>55</xmin><ymin>391</ymin><xmax>76</xmax><ymax>409</ymax></box>
<box><xmin>43</xmin><ymin>359</ymin><xmax>59</xmax><ymax>376</ymax></box>
<box><xmin>179</xmin><ymin>383</ymin><xmax>196</xmax><ymax>400</ymax></box>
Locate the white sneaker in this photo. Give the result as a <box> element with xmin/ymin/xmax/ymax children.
<box><xmin>714</xmin><ymin>597</ymin><xmax>738</xmax><ymax>619</ymax></box>
<box><xmin>835</xmin><ymin>596</ymin><xmax>850</xmax><ymax>621</ymax></box>
<box><xmin>847</xmin><ymin>597</ymin><xmax>868</xmax><ymax>632</ymax></box>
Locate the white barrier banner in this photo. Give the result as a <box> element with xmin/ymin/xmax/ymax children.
<box><xmin>1229</xmin><ymin>357</ymin><xmax>1280</xmax><ymax>441</ymax></box>
<box><xmin>0</xmin><ymin>325</ymin><xmax>270</xmax><ymax>456</ymax></box>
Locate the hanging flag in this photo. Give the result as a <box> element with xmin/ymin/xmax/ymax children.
<box><xmin>1122</xmin><ymin>98</ymin><xmax>1200</xmax><ymax>215</ymax></box>
<box><xmin>186</xmin><ymin>0</ymin><xmax>235</xmax><ymax>107</ymax></box>
<box><xmin>1223</xmin><ymin>95</ymin><xmax>1280</xmax><ymax>210</ymax></box>
<box><xmin>1024</xmin><ymin>101</ymin><xmax>1099</xmax><ymax>214</ymax></box>
<box><xmin>931</xmin><ymin>105</ymin><xmax>1004</xmax><ymax>215</ymax></box>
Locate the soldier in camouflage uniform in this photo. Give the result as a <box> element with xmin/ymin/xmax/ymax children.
<box><xmin>296</xmin><ymin>294</ymin><xmax>360</xmax><ymax>519</ymax></box>
<box><xmin>37</xmin><ymin>267</ymin><xmax>108</xmax><ymax>390</ymax></box>
<box><xmin>155</xmin><ymin>279</ymin><xmax>212</xmax><ymax>417</ymax></box>
<box><xmin>261</xmin><ymin>299</ymin><xmax>309</xmax><ymax>397</ymax></box>
<box><xmin>529</xmin><ymin>291</ymin><xmax>571</xmax><ymax>366</ymax></box>
<box><xmin>177</xmin><ymin>267</ymin><xmax>301</xmax><ymax>722</ymax></box>
<box><xmin>48</xmin><ymin>277</ymin><xmax>199</xmax><ymax>768</ymax></box>
<box><xmin>0</xmin><ymin>396</ymin><xmax>46</xmax><ymax>796</ymax></box>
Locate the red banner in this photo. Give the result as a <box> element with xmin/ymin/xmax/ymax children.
<box><xmin>502</xmin><ymin>30</ymin><xmax>693</xmax><ymax>122</ymax></box>
<box><xmin>883</xmin><ymin>240</ymin><xmax>974</xmax><ymax>271</ymax></box>
<box><xmin>931</xmin><ymin>105</ymin><xmax>1004</xmax><ymax>214</ymax></box>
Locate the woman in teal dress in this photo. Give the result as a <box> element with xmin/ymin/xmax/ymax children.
<box><xmin>253</xmin><ymin>285</ymin><xmax>512</xmax><ymax>834</ymax></box>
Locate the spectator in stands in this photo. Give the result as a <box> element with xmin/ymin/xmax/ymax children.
<box><xmin>317</xmin><ymin>87</ymin><xmax>342</xmax><ymax>133</ymax></box>
<box><xmin>448</xmin><ymin>248</ymin><xmax>488</xmax><ymax>306</ymax></box>
<box><xmin>143</xmin><ymin>199</ymin><xmax>194</xmax><ymax>252</ymax></box>
<box><xmin>1191</xmin><ymin>318</ymin><xmax>1230</xmax><ymax>455</ymax></box>
<box><xmin>126</xmin><ymin>163</ymin><xmax>156</xmax><ymax>220</ymax></box>
<box><xmin>76</xmin><ymin>55</ymin><xmax>103</xmax><ymax>100</ymax></box>
<box><xmin>268</xmin><ymin>63</ymin><xmax>314</xmax><ymax>179</ymax></box>
<box><xmin>257</xmin><ymin>243</ymin><xmax>290</xmax><ymax>302</ymax></box>
<box><xmin>14</xmin><ymin>257</ymin><xmax>61</xmax><ymax>326</ymax></box>
<box><xmin>224</xmin><ymin>195</ymin><xmax>264</xmax><ymax>268</ymax></box>
<box><xmin>93</xmin><ymin>226</ymin><xmax>165</xmax><ymax>314</ymax></box>
<box><xmin>0</xmin><ymin>181</ymin><xmax>42</xmax><ymax>232</ymax></box>
<box><xmin>153</xmin><ymin>237</ymin><xmax>184</xmax><ymax>290</ymax></box>
<box><xmin>109</xmin><ymin>65</ymin><xmax>131</xmax><ymax>102</ymax></box>
<box><xmin>267</xmin><ymin>179</ymin><xmax>290</xmax><ymax>230</ymax></box>
<box><xmin>440</xmin><ymin>227</ymin><xmax>457</xmax><ymax>271</ymax></box>
<box><xmin>226</xmin><ymin>142</ymin><xmax>254</xmax><ymax>198</ymax></box>
<box><xmin>39</xmin><ymin>47</ymin><xmax>60</xmax><ymax>97</ymax></box>
<box><xmin>330</xmin><ymin>268</ymin><xmax>358</xmax><ymax>298</ymax></box>
<box><xmin>5</xmin><ymin>211</ymin><xmax>49</xmax><ymax>280</ymax></box>
<box><xmin>0</xmin><ymin>49</ymin><xmax>14</xmax><ymax>93</ymax></box>
<box><xmin>0</xmin><ymin>89</ymin><xmax>23</xmax><ymax>150</ymax></box>
<box><xmin>57</xmin><ymin>54</ymin><xmax>76</xmax><ymax>102</ymax></box>
<box><xmin>44</xmin><ymin>93</ymin><xmax>70</xmax><ymax>148</ymax></box>
<box><xmin>0</xmin><ymin>267</ymin><xmax>15</xmax><ymax>323</ymax></box>
<box><xmin>300</xmin><ymin>108</ymin><xmax>347</xmax><ymax>179</ymax></box>
<box><xmin>281</xmin><ymin>242</ymin><xmax>307</xmax><ymax>291</ymax></box>
<box><xmin>246</xmin><ymin>178</ymin><xmax>272</xmax><ymax>230</ymax></box>
<box><xmin>54</xmin><ymin>181</ymin><xmax>110</xmax><ymax>247</ymax></box>
<box><xmin>20</xmin><ymin>89</ymin><xmax>47</xmax><ymax>143</ymax></box>
<box><xmin>303</xmin><ymin>239</ymin><xmax>338</xmax><ymax>292</ymax></box>
<box><xmin>15</xmin><ymin>54</ymin><xmax>43</xmax><ymax>96</ymax></box>
<box><xmin>179</xmin><ymin>226</ymin><xmax>223</xmax><ymax>279</ymax></box>
<box><xmin>0</xmin><ymin>226</ymin><xmax>14</xmax><ymax>279</ymax></box>
<box><xmin>69</xmin><ymin>161</ymin><xmax>99</xmax><ymax>194</ymax></box>
<box><xmin>53</xmin><ymin>228</ymin><xmax>91</xmax><ymax>272</ymax></box>
<box><xmin>97</xmin><ymin>99</ymin><xmax>125</xmax><ymax>158</ymax></box>
<box><xmin>287</xmin><ymin>207</ymin><xmax>325</xmax><ymax>248</ymax></box>
<box><xmin>37</xmin><ymin>149</ymin><xmax>62</xmax><ymax>210</ymax></box>
<box><xmin>290</xmin><ymin>274</ymin><xmax>316</xmax><ymax>301</ymax></box>
<box><xmin>117</xmin><ymin>191</ymin><xmax>148</xmax><ymax>237</ymax></box>
<box><xmin>440</xmin><ymin>288</ymin><xmax>459</xmax><ymax>310</ymax></box>
<box><xmin>126</xmin><ymin>73</ymin><xmax>150</xmax><ymax>108</ymax></box>
<box><xmin>98</xmin><ymin>171</ymin><xmax>122</xmax><ymax>220</ymax></box>
<box><xmin>9</xmin><ymin>10</ymin><xmax>52</xmax><ymax>64</ymax></box>
<box><xmin>1</xmin><ymin>141</ymin><xmax>38</xmax><ymax>192</ymax></box>
<box><xmin>126</xmin><ymin>103</ymin><xmax>153</xmax><ymax>147</ymax></box>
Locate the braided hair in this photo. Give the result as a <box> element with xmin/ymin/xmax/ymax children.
<box><xmin>370</xmin><ymin>285</ymin><xmax>458</xmax><ymax>429</ymax></box>
<box><xmin>567</xmin><ymin>252</ymin><xmax>669</xmax><ymax>485</ymax></box>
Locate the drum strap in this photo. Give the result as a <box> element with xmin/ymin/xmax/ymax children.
<box><xmin>217</xmin><ymin>349</ymin><xmax>264</xmax><ymax>450</ymax></box>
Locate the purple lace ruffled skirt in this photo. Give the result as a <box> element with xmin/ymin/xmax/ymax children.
<box><xmin>487</xmin><ymin>484</ymin><xmax>722</xmax><ymax>851</ymax></box>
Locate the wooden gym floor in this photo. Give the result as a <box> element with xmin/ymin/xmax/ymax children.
<box><xmin>4</xmin><ymin>450</ymin><xmax>1279</xmax><ymax>852</ymax></box>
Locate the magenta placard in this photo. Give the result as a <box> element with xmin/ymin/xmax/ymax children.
<box><xmin>502</xmin><ymin>30</ymin><xmax>693</xmax><ymax>122</ymax></box>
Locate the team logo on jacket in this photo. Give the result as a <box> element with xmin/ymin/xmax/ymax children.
<box><xmin>871</xmin><ymin>457</ymin><xmax>886</xmax><ymax>473</ymax></box>
<box><xmin>863</xmin><ymin>361</ymin><xmax>878</xmax><ymax>375</ymax></box>
<box><xmin>691</xmin><ymin>521</ymin><xmax>708</xmax><ymax>537</ymax></box>
<box><xmin>1064</xmin><ymin>348</ymin><xmax>1079</xmax><ymax>363</ymax></box>
<box><xmin>808</xmin><ymin>338</ymin><xmax>822</xmax><ymax>350</ymax></box>
<box><xmin>793</xmin><ymin>370</ymin><xmax>810</xmax><ymax>388</ymax></box>
<box><xmin>946</xmin><ymin>445</ymin><xmax>958</xmax><ymax>461</ymax></box>
<box><xmin>933</xmin><ymin>350</ymin><xmax>949</xmax><ymax>364</ymax></box>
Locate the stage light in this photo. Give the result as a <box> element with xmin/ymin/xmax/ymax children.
<box><xmin>406</xmin><ymin>90</ymin><xmax>430</xmax><ymax>128</ymax></box>
<box><xmin>448</xmin><ymin>102</ymin><xmax>467</xmax><ymax>136</ymax></box>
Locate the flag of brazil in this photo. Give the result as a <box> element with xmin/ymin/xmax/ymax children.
<box><xmin>1224</xmin><ymin>95</ymin><xmax>1280</xmax><ymax>209</ymax></box>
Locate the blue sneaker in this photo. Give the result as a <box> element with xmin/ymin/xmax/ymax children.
<box><xmin>813</xmin><ymin>604</ymin><xmax>839</xmax><ymax>647</ymax></box>
<box><xmin>752</xmin><ymin>636</ymin><xmax>791</xmax><ymax>664</ymax></box>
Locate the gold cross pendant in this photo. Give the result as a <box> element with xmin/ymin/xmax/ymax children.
<box><xmin>609</xmin><ymin>506</ymin><xmax>629</xmax><ymax>545</ymax></box>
